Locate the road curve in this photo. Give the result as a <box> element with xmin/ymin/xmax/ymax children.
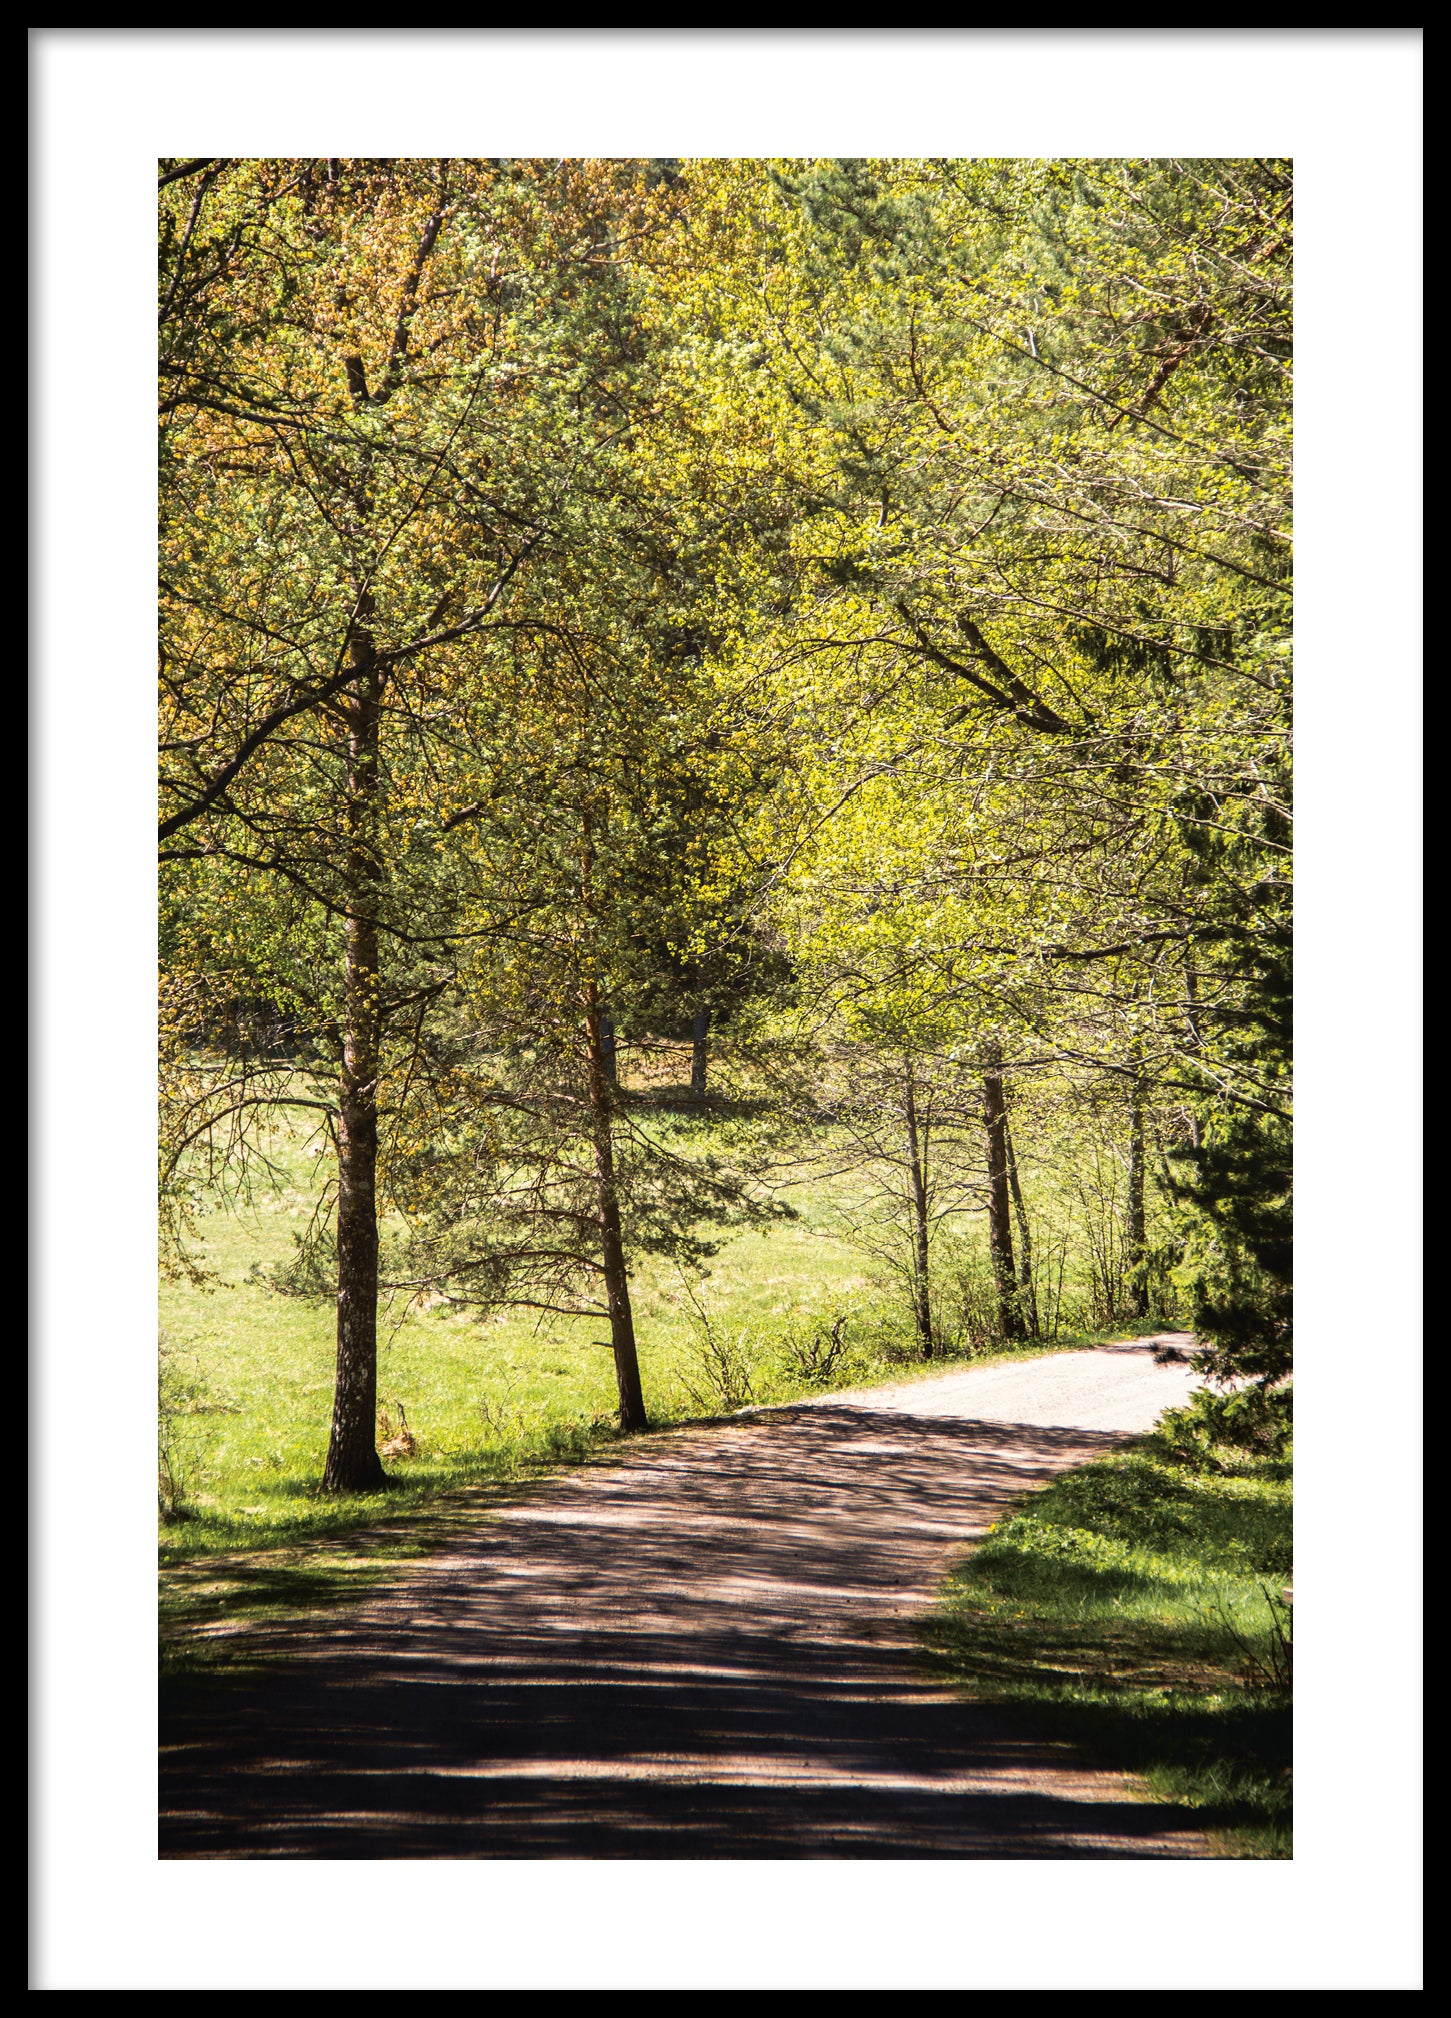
<box><xmin>161</xmin><ymin>1336</ymin><xmax>1211</xmax><ymax>1859</ymax></box>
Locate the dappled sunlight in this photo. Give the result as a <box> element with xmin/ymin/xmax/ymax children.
<box><xmin>162</xmin><ymin>1348</ymin><xmax>1213</xmax><ymax>1858</ymax></box>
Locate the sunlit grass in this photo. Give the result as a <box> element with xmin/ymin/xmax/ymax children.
<box><xmin>920</xmin><ymin>1435</ymin><xmax>1293</xmax><ymax>1857</ymax></box>
<box><xmin>160</xmin><ymin>1111</ymin><xmax>883</xmax><ymax>1555</ymax></box>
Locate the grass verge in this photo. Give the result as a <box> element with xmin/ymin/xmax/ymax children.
<box><xmin>918</xmin><ymin>1416</ymin><xmax>1292</xmax><ymax>1858</ymax></box>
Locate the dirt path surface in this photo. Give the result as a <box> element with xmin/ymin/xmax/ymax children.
<box><xmin>161</xmin><ymin>1337</ymin><xmax>1212</xmax><ymax>1859</ymax></box>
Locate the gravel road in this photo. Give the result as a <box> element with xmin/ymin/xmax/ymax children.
<box><xmin>160</xmin><ymin>1336</ymin><xmax>1211</xmax><ymax>1859</ymax></box>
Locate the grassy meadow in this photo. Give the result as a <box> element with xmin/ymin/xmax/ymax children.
<box><xmin>161</xmin><ymin>1073</ymin><xmax>1175</xmax><ymax>1563</ymax></box>
<box><xmin>162</xmin><ymin>1108</ymin><xmax>868</xmax><ymax>1554</ymax></box>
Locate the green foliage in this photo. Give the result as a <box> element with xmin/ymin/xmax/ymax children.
<box><xmin>1170</xmin><ymin>941</ymin><xmax>1292</xmax><ymax>1388</ymax></box>
<box><xmin>691</xmin><ymin>155</ymin><xmax>1294</xmax><ymax>1386</ymax></box>
<box><xmin>1157</xmin><ymin>1381</ymin><xmax>1293</xmax><ymax>1466</ymax></box>
<box><xmin>1174</xmin><ymin>1046</ymin><xmax>1289</xmax><ymax>1381</ymax></box>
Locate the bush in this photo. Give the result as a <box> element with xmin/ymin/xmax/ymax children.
<box><xmin>1159</xmin><ymin>1382</ymin><xmax>1293</xmax><ymax>1466</ymax></box>
<box><xmin>776</xmin><ymin>1310</ymin><xmax>853</xmax><ymax>1384</ymax></box>
<box><xmin>679</xmin><ymin>1311</ymin><xmax>760</xmax><ymax>1413</ymax></box>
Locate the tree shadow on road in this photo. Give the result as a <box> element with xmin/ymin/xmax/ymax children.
<box><xmin>161</xmin><ymin>1406</ymin><xmax>1212</xmax><ymax>1859</ymax></box>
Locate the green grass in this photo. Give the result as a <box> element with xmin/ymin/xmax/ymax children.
<box><xmin>160</xmin><ymin>1147</ymin><xmax>875</xmax><ymax>1558</ymax></box>
<box><xmin>160</xmin><ymin>1118</ymin><xmax>1144</xmax><ymax>1558</ymax></box>
<box><xmin>919</xmin><ymin>1429</ymin><xmax>1293</xmax><ymax>1857</ymax></box>
<box><xmin>160</xmin><ymin>1538</ymin><xmax>424</xmax><ymax>1690</ymax></box>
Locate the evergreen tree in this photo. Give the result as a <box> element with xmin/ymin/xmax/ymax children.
<box><xmin>1169</xmin><ymin>765</ymin><xmax>1292</xmax><ymax>1389</ymax></box>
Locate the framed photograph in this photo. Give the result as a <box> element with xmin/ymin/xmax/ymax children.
<box><xmin>31</xmin><ymin>27</ymin><xmax>1421</xmax><ymax>1992</ymax></box>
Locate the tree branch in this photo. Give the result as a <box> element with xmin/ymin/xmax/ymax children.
<box><xmin>894</xmin><ymin>603</ymin><xmax>1074</xmax><ymax>735</ymax></box>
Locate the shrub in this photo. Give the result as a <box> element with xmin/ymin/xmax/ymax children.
<box><xmin>1159</xmin><ymin>1382</ymin><xmax>1293</xmax><ymax>1464</ymax></box>
<box><xmin>776</xmin><ymin>1310</ymin><xmax>853</xmax><ymax>1384</ymax></box>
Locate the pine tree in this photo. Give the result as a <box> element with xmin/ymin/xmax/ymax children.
<box><xmin>1170</xmin><ymin>770</ymin><xmax>1292</xmax><ymax>1389</ymax></box>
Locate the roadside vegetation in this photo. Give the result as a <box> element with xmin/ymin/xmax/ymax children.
<box><xmin>921</xmin><ymin>1387</ymin><xmax>1293</xmax><ymax>1856</ymax></box>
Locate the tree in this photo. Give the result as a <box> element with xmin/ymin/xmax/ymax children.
<box><xmin>160</xmin><ymin>158</ymin><xmax>713</xmax><ymax>1483</ymax></box>
<box><xmin>378</xmin><ymin>584</ymin><xmax>800</xmax><ymax>1428</ymax></box>
<box><xmin>1167</xmin><ymin>764</ymin><xmax>1292</xmax><ymax>1386</ymax></box>
<box><xmin>722</xmin><ymin>155</ymin><xmax>1291</xmax><ymax>1361</ymax></box>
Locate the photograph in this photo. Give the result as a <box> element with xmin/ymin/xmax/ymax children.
<box><xmin>155</xmin><ymin>150</ymin><xmax>1294</xmax><ymax>1862</ymax></box>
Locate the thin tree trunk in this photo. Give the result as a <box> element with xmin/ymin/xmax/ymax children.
<box><xmin>902</xmin><ymin>1063</ymin><xmax>933</xmax><ymax>1357</ymax></box>
<box><xmin>600</xmin><ymin>1012</ymin><xmax>618</xmax><ymax>1085</ymax></box>
<box><xmin>323</xmin><ymin>653</ymin><xmax>388</xmax><ymax>1492</ymax></box>
<box><xmin>584</xmin><ymin>983</ymin><xmax>648</xmax><ymax>1430</ymax></box>
<box><xmin>982</xmin><ymin>1040</ymin><xmax>1023</xmax><ymax>1341</ymax></box>
<box><xmin>577</xmin><ymin>824</ymin><xmax>645</xmax><ymax>1428</ymax></box>
<box><xmin>690</xmin><ymin>1005</ymin><xmax>710</xmax><ymax>1101</ymax></box>
<box><xmin>317</xmin><ymin>177</ymin><xmax>452</xmax><ymax>1489</ymax></box>
<box><xmin>1004</xmin><ymin>1114</ymin><xmax>1038</xmax><ymax>1338</ymax></box>
<box><xmin>1127</xmin><ymin>1063</ymin><xmax>1149</xmax><ymax>1318</ymax></box>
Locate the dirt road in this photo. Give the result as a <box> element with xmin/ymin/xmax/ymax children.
<box><xmin>160</xmin><ymin>1336</ymin><xmax>1211</xmax><ymax>1859</ymax></box>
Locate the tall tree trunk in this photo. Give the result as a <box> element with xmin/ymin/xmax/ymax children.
<box><xmin>902</xmin><ymin>1063</ymin><xmax>934</xmax><ymax>1357</ymax></box>
<box><xmin>323</xmin><ymin>654</ymin><xmax>388</xmax><ymax>1492</ymax></box>
<box><xmin>690</xmin><ymin>1005</ymin><xmax>710</xmax><ymax>1101</ymax></box>
<box><xmin>1004</xmin><ymin>1114</ymin><xmax>1038</xmax><ymax>1338</ymax></box>
<box><xmin>982</xmin><ymin>1040</ymin><xmax>1023</xmax><ymax>1340</ymax></box>
<box><xmin>600</xmin><ymin>1012</ymin><xmax>618</xmax><ymax>1085</ymax></box>
<box><xmin>1126</xmin><ymin>1062</ymin><xmax>1149</xmax><ymax>1318</ymax></box>
<box><xmin>584</xmin><ymin>981</ymin><xmax>648</xmax><ymax>1432</ymax></box>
